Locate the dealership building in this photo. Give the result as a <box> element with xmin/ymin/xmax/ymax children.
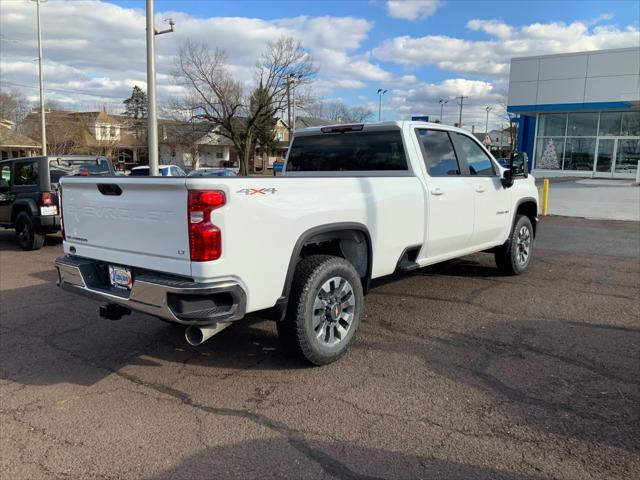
<box><xmin>507</xmin><ymin>47</ymin><xmax>639</xmax><ymax>178</ymax></box>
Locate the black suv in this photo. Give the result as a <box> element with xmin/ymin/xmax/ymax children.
<box><xmin>0</xmin><ymin>155</ymin><xmax>114</xmax><ymax>250</ymax></box>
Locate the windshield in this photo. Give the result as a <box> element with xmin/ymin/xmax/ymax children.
<box><xmin>286</xmin><ymin>129</ymin><xmax>408</xmax><ymax>172</ymax></box>
<box><xmin>49</xmin><ymin>158</ymin><xmax>112</xmax><ymax>183</ymax></box>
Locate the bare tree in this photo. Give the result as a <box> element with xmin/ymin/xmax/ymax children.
<box><xmin>307</xmin><ymin>99</ymin><xmax>373</xmax><ymax>124</ymax></box>
<box><xmin>0</xmin><ymin>90</ymin><xmax>31</xmax><ymax>126</ymax></box>
<box><xmin>499</xmin><ymin>98</ymin><xmax>518</xmax><ymax>157</ymax></box>
<box><xmin>173</xmin><ymin>37</ymin><xmax>315</xmax><ymax>175</ymax></box>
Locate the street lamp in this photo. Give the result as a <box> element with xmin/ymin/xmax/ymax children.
<box><xmin>288</xmin><ymin>74</ymin><xmax>302</xmax><ymax>134</ymax></box>
<box><xmin>438</xmin><ymin>98</ymin><xmax>448</xmax><ymax>123</ymax></box>
<box><xmin>32</xmin><ymin>0</ymin><xmax>47</xmax><ymax>155</ymax></box>
<box><xmin>484</xmin><ymin>105</ymin><xmax>492</xmax><ymax>135</ymax></box>
<box><xmin>146</xmin><ymin>0</ymin><xmax>174</xmax><ymax>175</ymax></box>
<box><xmin>377</xmin><ymin>89</ymin><xmax>388</xmax><ymax>121</ymax></box>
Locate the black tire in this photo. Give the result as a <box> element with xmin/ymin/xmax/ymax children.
<box><xmin>495</xmin><ymin>215</ymin><xmax>533</xmax><ymax>275</ymax></box>
<box><xmin>15</xmin><ymin>212</ymin><xmax>45</xmax><ymax>251</ymax></box>
<box><xmin>277</xmin><ymin>255</ymin><xmax>364</xmax><ymax>366</ymax></box>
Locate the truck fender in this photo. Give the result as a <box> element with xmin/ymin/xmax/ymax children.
<box><xmin>512</xmin><ymin>197</ymin><xmax>538</xmax><ymax>236</ymax></box>
<box><xmin>268</xmin><ymin>222</ymin><xmax>373</xmax><ymax>322</ymax></box>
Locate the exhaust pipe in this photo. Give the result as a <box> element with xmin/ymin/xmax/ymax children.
<box><xmin>185</xmin><ymin>322</ymin><xmax>231</xmax><ymax>346</ymax></box>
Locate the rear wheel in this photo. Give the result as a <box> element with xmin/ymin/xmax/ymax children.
<box><xmin>277</xmin><ymin>255</ymin><xmax>363</xmax><ymax>365</ymax></box>
<box><xmin>495</xmin><ymin>214</ymin><xmax>533</xmax><ymax>275</ymax></box>
<box><xmin>15</xmin><ymin>212</ymin><xmax>45</xmax><ymax>251</ymax></box>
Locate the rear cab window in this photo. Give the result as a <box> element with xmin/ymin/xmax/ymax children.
<box><xmin>49</xmin><ymin>158</ymin><xmax>112</xmax><ymax>184</ymax></box>
<box><xmin>286</xmin><ymin>128</ymin><xmax>408</xmax><ymax>173</ymax></box>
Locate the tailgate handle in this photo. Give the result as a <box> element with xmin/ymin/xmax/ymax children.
<box><xmin>97</xmin><ymin>184</ymin><xmax>123</xmax><ymax>196</ymax></box>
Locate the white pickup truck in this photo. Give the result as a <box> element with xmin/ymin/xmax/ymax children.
<box><xmin>55</xmin><ymin>121</ymin><xmax>538</xmax><ymax>365</ymax></box>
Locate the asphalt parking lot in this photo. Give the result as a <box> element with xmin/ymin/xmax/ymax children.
<box><xmin>1</xmin><ymin>216</ymin><xmax>639</xmax><ymax>480</ymax></box>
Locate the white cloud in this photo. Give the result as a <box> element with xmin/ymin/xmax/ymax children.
<box><xmin>374</xmin><ymin>19</ymin><xmax>640</xmax><ymax>76</ymax></box>
<box><xmin>386</xmin><ymin>0</ymin><xmax>443</xmax><ymax>20</ymax></box>
<box><xmin>389</xmin><ymin>78</ymin><xmax>510</xmax><ymax>129</ymax></box>
<box><xmin>0</xmin><ymin>1</ymin><xmax>390</xmax><ymax>110</ymax></box>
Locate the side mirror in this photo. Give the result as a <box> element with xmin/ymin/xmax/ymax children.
<box><xmin>510</xmin><ymin>152</ymin><xmax>529</xmax><ymax>178</ymax></box>
<box><xmin>501</xmin><ymin>169</ymin><xmax>514</xmax><ymax>188</ymax></box>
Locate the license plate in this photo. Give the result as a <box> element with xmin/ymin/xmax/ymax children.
<box><xmin>108</xmin><ymin>265</ymin><xmax>133</xmax><ymax>290</ymax></box>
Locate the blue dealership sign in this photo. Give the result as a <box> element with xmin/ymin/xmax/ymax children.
<box><xmin>411</xmin><ymin>116</ymin><xmax>429</xmax><ymax>122</ymax></box>
<box><xmin>273</xmin><ymin>162</ymin><xmax>284</xmax><ymax>173</ymax></box>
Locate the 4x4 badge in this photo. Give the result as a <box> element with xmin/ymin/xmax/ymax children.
<box><xmin>236</xmin><ymin>188</ymin><xmax>277</xmax><ymax>195</ymax></box>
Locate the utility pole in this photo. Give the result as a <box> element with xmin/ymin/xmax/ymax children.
<box><xmin>438</xmin><ymin>98</ymin><xmax>448</xmax><ymax>123</ymax></box>
<box><xmin>145</xmin><ymin>0</ymin><xmax>174</xmax><ymax>176</ymax></box>
<box><xmin>34</xmin><ymin>0</ymin><xmax>47</xmax><ymax>155</ymax></box>
<box><xmin>377</xmin><ymin>89</ymin><xmax>388</xmax><ymax>121</ymax></box>
<box><xmin>456</xmin><ymin>95</ymin><xmax>468</xmax><ymax>128</ymax></box>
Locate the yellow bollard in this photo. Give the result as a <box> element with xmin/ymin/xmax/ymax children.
<box><xmin>542</xmin><ymin>178</ymin><xmax>549</xmax><ymax>216</ymax></box>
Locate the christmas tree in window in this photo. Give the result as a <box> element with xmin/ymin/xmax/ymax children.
<box><xmin>538</xmin><ymin>138</ymin><xmax>560</xmax><ymax>169</ymax></box>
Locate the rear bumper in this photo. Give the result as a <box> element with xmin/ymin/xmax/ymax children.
<box><xmin>33</xmin><ymin>214</ymin><xmax>61</xmax><ymax>232</ymax></box>
<box><xmin>54</xmin><ymin>255</ymin><xmax>246</xmax><ymax>326</ymax></box>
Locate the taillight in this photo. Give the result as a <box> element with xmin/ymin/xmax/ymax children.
<box><xmin>188</xmin><ymin>190</ymin><xmax>225</xmax><ymax>261</ymax></box>
<box><xmin>41</xmin><ymin>192</ymin><xmax>54</xmax><ymax>205</ymax></box>
<box><xmin>59</xmin><ymin>188</ymin><xmax>65</xmax><ymax>240</ymax></box>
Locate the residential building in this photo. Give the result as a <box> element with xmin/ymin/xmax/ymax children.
<box><xmin>0</xmin><ymin>119</ymin><xmax>40</xmax><ymax>159</ymax></box>
<box><xmin>507</xmin><ymin>47</ymin><xmax>640</xmax><ymax>178</ymax></box>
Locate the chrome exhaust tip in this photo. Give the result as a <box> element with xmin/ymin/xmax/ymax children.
<box><xmin>185</xmin><ymin>322</ymin><xmax>231</xmax><ymax>346</ymax></box>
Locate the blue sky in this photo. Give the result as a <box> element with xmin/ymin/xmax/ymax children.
<box><xmin>1</xmin><ymin>0</ymin><xmax>639</xmax><ymax>128</ymax></box>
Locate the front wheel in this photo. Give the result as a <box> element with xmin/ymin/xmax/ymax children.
<box><xmin>277</xmin><ymin>255</ymin><xmax>364</xmax><ymax>365</ymax></box>
<box><xmin>15</xmin><ymin>212</ymin><xmax>45</xmax><ymax>251</ymax></box>
<box><xmin>495</xmin><ymin>215</ymin><xmax>534</xmax><ymax>275</ymax></box>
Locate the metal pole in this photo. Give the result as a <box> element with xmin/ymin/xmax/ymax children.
<box><xmin>35</xmin><ymin>0</ymin><xmax>46</xmax><ymax>155</ymax></box>
<box><xmin>456</xmin><ymin>96</ymin><xmax>467</xmax><ymax>128</ymax></box>
<box><xmin>378</xmin><ymin>93</ymin><xmax>382</xmax><ymax>121</ymax></box>
<box><xmin>291</xmin><ymin>79</ymin><xmax>296</xmax><ymax>134</ymax></box>
<box><xmin>440</xmin><ymin>103</ymin><xmax>444</xmax><ymax>122</ymax></box>
<box><xmin>146</xmin><ymin>0</ymin><xmax>158</xmax><ymax>175</ymax></box>
<box><xmin>485</xmin><ymin>108</ymin><xmax>490</xmax><ymax>135</ymax></box>
<box><xmin>287</xmin><ymin>77</ymin><xmax>292</xmax><ymax>136</ymax></box>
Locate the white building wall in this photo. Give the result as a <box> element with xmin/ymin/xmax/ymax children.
<box><xmin>507</xmin><ymin>47</ymin><xmax>640</xmax><ymax>107</ymax></box>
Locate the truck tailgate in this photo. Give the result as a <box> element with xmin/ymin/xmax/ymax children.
<box><xmin>61</xmin><ymin>177</ymin><xmax>191</xmax><ymax>277</ymax></box>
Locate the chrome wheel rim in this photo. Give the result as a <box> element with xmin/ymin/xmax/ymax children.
<box><xmin>312</xmin><ymin>276</ymin><xmax>355</xmax><ymax>347</ymax></box>
<box><xmin>516</xmin><ymin>225</ymin><xmax>531</xmax><ymax>266</ymax></box>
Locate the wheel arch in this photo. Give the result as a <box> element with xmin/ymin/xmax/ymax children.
<box><xmin>11</xmin><ymin>199</ymin><xmax>38</xmax><ymax>223</ymax></box>
<box><xmin>269</xmin><ymin>223</ymin><xmax>372</xmax><ymax>321</ymax></box>
<box><xmin>514</xmin><ymin>197</ymin><xmax>538</xmax><ymax>236</ymax></box>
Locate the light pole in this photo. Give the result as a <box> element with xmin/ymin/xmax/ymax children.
<box><xmin>288</xmin><ymin>74</ymin><xmax>302</xmax><ymax>134</ymax></box>
<box><xmin>377</xmin><ymin>89</ymin><xmax>388</xmax><ymax>121</ymax></box>
<box><xmin>438</xmin><ymin>98</ymin><xmax>448</xmax><ymax>123</ymax></box>
<box><xmin>145</xmin><ymin>0</ymin><xmax>174</xmax><ymax>175</ymax></box>
<box><xmin>33</xmin><ymin>0</ymin><xmax>47</xmax><ymax>155</ymax></box>
<box><xmin>456</xmin><ymin>95</ymin><xmax>468</xmax><ymax>128</ymax></box>
<box><xmin>484</xmin><ymin>106</ymin><xmax>492</xmax><ymax>136</ymax></box>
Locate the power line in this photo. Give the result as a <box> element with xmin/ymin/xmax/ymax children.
<box><xmin>0</xmin><ymin>80</ymin><xmax>128</xmax><ymax>100</ymax></box>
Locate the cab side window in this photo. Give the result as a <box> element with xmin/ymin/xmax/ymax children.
<box><xmin>415</xmin><ymin>129</ymin><xmax>461</xmax><ymax>176</ymax></box>
<box><xmin>14</xmin><ymin>161</ymin><xmax>38</xmax><ymax>186</ymax></box>
<box><xmin>0</xmin><ymin>163</ymin><xmax>11</xmax><ymax>190</ymax></box>
<box><xmin>455</xmin><ymin>134</ymin><xmax>497</xmax><ymax>176</ymax></box>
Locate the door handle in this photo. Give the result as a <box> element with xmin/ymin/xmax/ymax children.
<box><xmin>475</xmin><ymin>186</ymin><xmax>486</xmax><ymax>193</ymax></box>
<box><xmin>430</xmin><ymin>188</ymin><xmax>444</xmax><ymax>196</ymax></box>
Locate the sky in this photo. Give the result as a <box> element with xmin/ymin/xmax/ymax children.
<box><xmin>1</xmin><ymin>0</ymin><xmax>638</xmax><ymax>130</ymax></box>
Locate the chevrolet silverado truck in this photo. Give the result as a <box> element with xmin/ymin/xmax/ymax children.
<box><xmin>55</xmin><ymin>122</ymin><xmax>538</xmax><ymax>365</ymax></box>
